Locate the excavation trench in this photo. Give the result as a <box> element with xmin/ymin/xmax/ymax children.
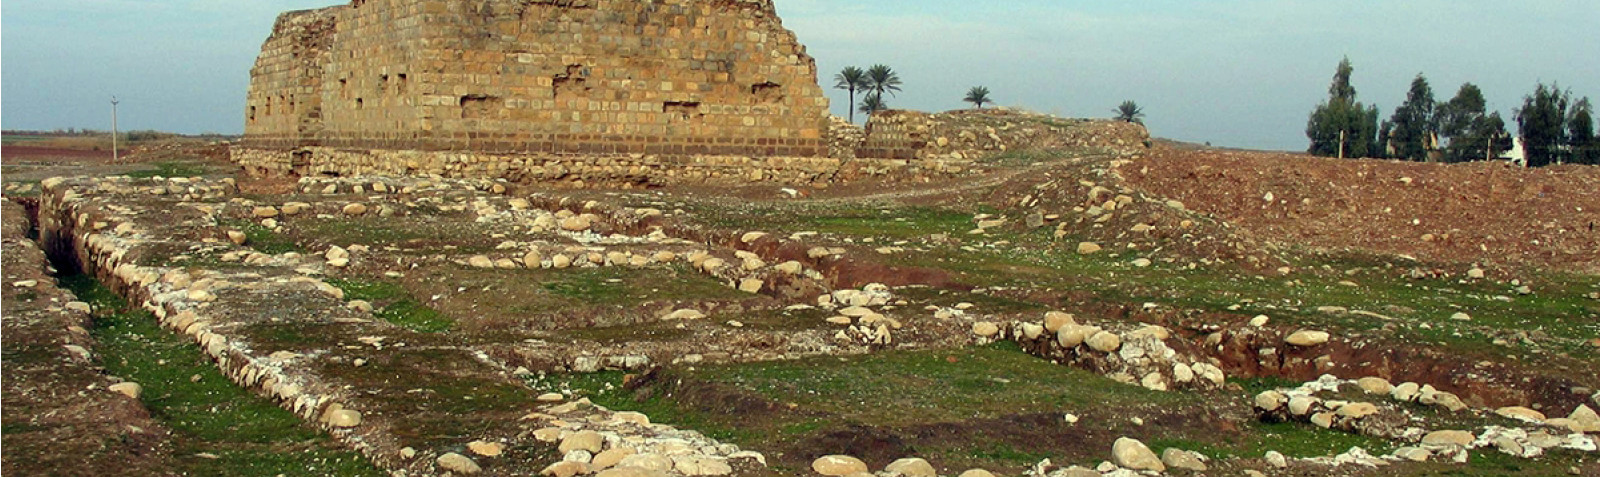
<box><xmin>18</xmin><ymin>198</ymin><xmax>384</xmax><ymax>476</ymax></box>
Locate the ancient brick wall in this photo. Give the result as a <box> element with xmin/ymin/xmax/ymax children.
<box><xmin>246</xmin><ymin>7</ymin><xmax>341</xmax><ymax>148</ymax></box>
<box><xmin>244</xmin><ymin>0</ymin><xmax>829</xmax><ymax>157</ymax></box>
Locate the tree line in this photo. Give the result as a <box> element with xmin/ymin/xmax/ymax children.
<box><xmin>1306</xmin><ymin>58</ymin><xmax>1596</xmax><ymax>166</ymax></box>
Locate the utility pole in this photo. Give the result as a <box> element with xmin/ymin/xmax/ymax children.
<box><xmin>111</xmin><ymin>96</ymin><xmax>121</xmax><ymax>163</ymax></box>
<box><xmin>1337</xmin><ymin>130</ymin><xmax>1346</xmax><ymax>159</ymax></box>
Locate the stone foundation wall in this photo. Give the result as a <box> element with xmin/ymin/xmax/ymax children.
<box><xmin>232</xmin><ymin>147</ymin><xmax>972</xmax><ymax>187</ymax></box>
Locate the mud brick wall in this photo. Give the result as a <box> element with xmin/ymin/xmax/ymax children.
<box><xmin>244</xmin><ymin>0</ymin><xmax>829</xmax><ymax>157</ymax></box>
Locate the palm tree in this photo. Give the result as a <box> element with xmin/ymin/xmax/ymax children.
<box><xmin>1115</xmin><ymin>101</ymin><xmax>1145</xmax><ymax>124</ymax></box>
<box><xmin>833</xmin><ymin>66</ymin><xmax>868</xmax><ymax>123</ymax></box>
<box><xmin>865</xmin><ymin>64</ymin><xmax>903</xmax><ymax>98</ymax></box>
<box><xmin>858</xmin><ymin>93</ymin><xmax>888</xmax><ymax>117</ymax></box>
<box><xmin>964</xmin><ymin>86</ymin><xmax>993</xmax><ymax>109</ymax></box>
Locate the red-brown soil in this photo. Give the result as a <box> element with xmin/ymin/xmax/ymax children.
<box><xmin>0</xmin><ymin>200</ymin><xmax>177</xmax><ymax>476</ymax></box>
<box><xmin>1122</xmin><ymin>146</ymin><xmax>1600</xmax><ymax>274</ymax></box>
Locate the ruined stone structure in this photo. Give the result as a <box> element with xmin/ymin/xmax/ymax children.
<box><xmin>236</xmin><ymin>0</ymin><xmax>1146</xmax><ymax>186</ymax></box>
<box><xmin>243</xmin><ymin>0</ymin><xmax>827</xmax><ymax>157</ymax></box>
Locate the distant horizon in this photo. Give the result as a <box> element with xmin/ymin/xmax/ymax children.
<box><xmin>3</xmin><ymin>0</ymin><xmax>1596</xmax><ymax>151</ymax></box>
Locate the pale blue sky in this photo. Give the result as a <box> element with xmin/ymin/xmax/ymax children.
<box><xmin>3</xmin><ymin>0</ymin><xmax>1597</xmax><ymax>151</ymax></box>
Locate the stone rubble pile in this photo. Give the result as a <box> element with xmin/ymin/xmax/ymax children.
<box><xmin>976</xmin><ymin>312</ymin><xmax>1226</xmax><ymax>392</ymax></box>
<box><xmin>1253</xmin><ymin>374</ymin><xmax>1599</xmax><ymax>466</ymax></box>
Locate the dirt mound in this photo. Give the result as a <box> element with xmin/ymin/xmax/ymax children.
<box><xmin>1121</xmin><ymin>146</ymin><xmax>1600</xmax><ymax>274</ymax></box>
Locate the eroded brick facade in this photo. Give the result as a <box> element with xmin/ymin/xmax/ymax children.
<box><xmin>244</xmin><ymin>0</ymin><xmax>829</xmax><ymax>157</ymax></box>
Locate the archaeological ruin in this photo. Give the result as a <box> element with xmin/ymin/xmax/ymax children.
<box><xmin>238</xmin><ymin>0</ymin><xmax>843</xmax><ymax>184</ymax></box>
<box><xmin>235</xmin><ymin>0</ymin><xmax>1149</xmax><ymax>186</ymax></box>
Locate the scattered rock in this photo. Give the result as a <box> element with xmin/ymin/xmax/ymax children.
<box><xmin>326</xmin><ymin>409</ymin><xmax>362</xmax><ymax>428</ymax></box>
<box><xmin>1264</xmin><ymin>450</ymin><xmax>1288</xmax><ymax>468</ymax></box>
<box><xmin>1285</xmin><ymin>330</ymin><xmax>1330</xmax><ymax>346</ymax></box>
<box><xmin>884</xmin><ymin>457</ymin><xmax>936</xmax><ymax>477</ymax></box>
<box><xmin>1392</xmin><ymin>382</ymin><xmax>1422</xmax><ymax>402</ymax></box>
<box><xmin>592</xmin><ymin>447</ymin><xmax>636</xmax><ymax>470</ymax></box>
<box><xmin>468</xmin><ymin>255</ymin><xmax>496</xmax><ymax>268</ymax></box>
<box><xmin>343</xmin><ymin>203</ymin><xmax>369</xmax><ymax>216</ymax></box>
<box><xmin>1393</xmin><ymin>446</ymin><xmax>1432</xmax><ymax>462</ymax></box>
<box><xmin>737</xmin><ymin>279</ymin><xmax>764</xmax><ymax>294</ymax></box>
<box><xmin>972</xmin><ymin>322</ymin><xmax>1000</xmax><ymax>337</ymax></box>
<box><xmin>1077</xmin><ymin>242</ymin><xmax>1103</xmax><ymax>254</ymax></box>
<box><xmin>469</xmin><ymin>440</ymin><xmax>505</xmax><ymax>457</ymax></box>
<box><xmin>1357</xmin><ymin>377</ymin><xmax>1394</xmax><ymax>395</ymax></box>
<box><xmin>1336</xmin><ymin>402</ymin><xmax>1378</xmax><ymax>419</ymax></box>
<box><xmin>437</xmin><ymin>453</ymin><xmax>482</xmax><ymax>474</ymax></box>
<box><xmin>560</xmin><ymin>430</ymin><xmax>605</xmax><ymax>454</ymax></box>
<box><xmin>108</xmin><ymin>382</ymin><xmax>142</xmax><ymax>400</ymax></box>
<box><xmin>662</xmin><ymin>309</ymin><xmax>706</xmax><ymax>321</ymax></box>
<box><xmin>561</xmin><ymin>216</ymin><xmax>592</xmax><ymax>232</ymax></box>
<box><xmin>1495</xmin><ymin>406</ymin><xmax>1546</xmax><ymax>422</ymax></box>
<box><xmin>1161</xmin><ymin>448</ymin><xmax>1208</xmax><ymax>471</ymax></box>
<box><xmin>1421</xmin><ymin>430</ymin><xmax>1475</xmax><ymax>447</ymax></box>
<box><xmin>1111</xmin><ymin>437</ymin><xmax>1165</xmax><ymax>472</ymax></box>
<box><xmin>811</xmin><ymin>455</ymin><xmax>868</xmax><ymax>476</ymax></box>
<box><xmin>1255</xmin><ymin>390</ymin><xmax>1287</xmax><ymax>412</ymax></box>
<box><xmin>1044</xmin><ymin>311</ymin><xmax>1076</xmax><ymax>332</ymax></box>
<box><xmin>1085</xmin><ymin>331</ymin><xmax>1121</xmax><ymax>352</ymax></box>
<box><xmin>542</xmin><ymin>461</ymin><xmax>590</xmax><ymax>477</ymax></box>
<box><xmin>1569</xmin><ymin>405</ymin><xmax>1600</xmax><ymax>432</ymax></box>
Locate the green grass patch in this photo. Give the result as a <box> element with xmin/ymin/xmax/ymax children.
<box><xmin>126</xmin><ymin>161</ymin><xmax>209</xmax><ymax>179</ymax></box>
<box><xmin>221</xmin><ymin>219</ymin><xmax>303</xmax><ymax>255</ymax></box>
<box><xmin>61</xmin><ymin>274</ymin><xmax>382</xmax><ymax>477</ymax></box>
<box><xmin>326</xmin><ymin>278</ymin><xmax>453</xmax><ymax>333</ymax></box>
<box><xmin>702</xmin><ymin>341</ymin><xmax>1192</xmax><ymax>425</ymax></box>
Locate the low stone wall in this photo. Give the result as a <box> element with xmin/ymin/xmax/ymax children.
<box><xmin>232</xmin><ymin>147</ymin><xmax>973</xmax><ymax>187</ymax></box>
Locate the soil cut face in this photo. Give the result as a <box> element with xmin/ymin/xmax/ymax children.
<box><xmin>1122</xmin><ymin>145</ymin><xmax>1600</xmax><ymax>274</ymax></box>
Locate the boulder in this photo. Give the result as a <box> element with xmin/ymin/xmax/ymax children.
<box><xmin>1111</xmin><ymin>437</ymin><xmax>1165</xmax><ymax>472</ymax></box>
<box><xmin>1254</xmin><ymin>391</ymin><xmax>1287</xmax><ymax>412</ymax></box>
<box><xmin>1421</xmin><ymin>430</ymin><xmax>1475</xmax><ymax>447</ymax></box>
<box><xmin>971</xmin><ymin>322</ymin><xmax>1000</xmax><ymax>337</ymax></box>
<box><xmin>1569</xmin><ymin>404</ymin><xmax>1600</xmax><ymax>432</ymax></box>
<box><xmin>1495</xmin><ymin>406</ymin><xmax>1546</xmax><ymax>422</ymax></box>
<box><xmin>469</xmin><ymin>440</ymin><xmax>505</xmax><ymax>457</ymax></box>
<box><xmin>1085</xmin><ymin>331</ymin><xmax>1121</xmax><ymax>352</ymax></box>
<box><xmin>811</xmin><ymin>455</ymin><xmax>868</xmax><ymax>476</ymax></box>
<box><xmin>560</xmin><ymin>430</ymin><xmax>605</xmax><ymax>453</ymax></box>
<box><xmin>437</xmin><ymin>453</ymin><xmax>482</xmax><ymax>474</ymax></box>
<box><xmin>542</xmin><ymin>461</ymin><xmax>590</xmax><ymax>477</ymax></box>
<box><xmin>1391</xmin><ymin>382</ymin><xmax>1422</xmax><ymax>402</ymax></box>
<box><xmin>884</xmin><ymin>457</ymin><xmax>936</xmax><ymax>477</ymax></box>
<box><xmin>1336</xmin><ymin>402</ymin><xmax>1379</xmax><ymax>419</ymax></box>
<box><xmin>592</xmin><ymin>448</ymin><xmax>636</xmax><ymax>470</ymax></box>
<box><xmin>1357</xmin><ymin>377</ymin><xmax>1394</xmax><ymax>395</ymax></box>
<box><xmin>1161</xmin><ymin>448</ymin><xmax>1208</xmax><ymax>471</ymax></box>
<box><xmin>109</xmin><ymin>382</ymin><xmax>143</xmax><ymax>400</ymax></box>
<box><xmin>1044</xmin><ymin>311</ymin><xmax>1076</xmax><ymax>332</ymax></box>
<box><xmin>1285</xmin><ymin>330</ymin><xmax>1330</xmax><ymax>346</ymax></box>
